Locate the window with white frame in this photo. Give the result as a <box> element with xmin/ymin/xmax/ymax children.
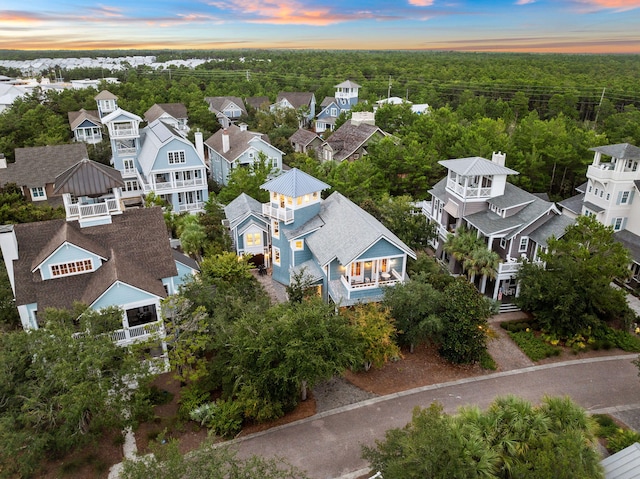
<box><xmin>50</xmin><ymin>259</ymin><xmax>93</xmax><ymax>277</ymax></box>
<box><xmin>31</xmin><ymin>187</ymin><xmax>46</xmax><ymax>201</ymax></box>
<box><xmin>292</xmin><ymin>239</ymin><xmax>304</xmax><ymax>251</ymax></box>
<box><xmin>500</xmin><ymin>237</ymin><xmax>507</xmax><ymax>249</ymax></box>
<box><xmin>272</xmin><ymin>220</ymin><xmax>279</xmax><ymax>239</ymax></box>
<box><xmin>330</xmin><ymin>107</ymin><xmax>337</xmax><ymax>116</ymax></box>
<box><xmin>167</xmin><ymin>150</ymin><xmax>186</xmax><ymax>164</ymax></box>
<box><xmin>123</xmin><ymin>158</ymin><xmax>135</xmax><ymax>173</ymax></box>
<box><xmin>612</xmin><ymin>217</ymin><xmax>625</xmax><ymax>231</ymax></box>
<box><xmin>246</xmin><ymin>232</ymin><xmax>262</xmax><ymax>246</ymax></box>
<box><xmin>273</xmin><ymin>247</ymin><xmax>281</xmax><ymax>266</ymax></box>
<box><xmin>621</xmin><ymin>191</ymin><xmax>631</xmax><ymax>204</ymax></box>
<box><xmin>518</xmin><ymin>237</ymin><xmax>529</xmax><ymax>253</ymax></box>
<box><xmin>124</xmin><ymin>179</ymin><xmax>139</xmax><ymax>192</ymax></box>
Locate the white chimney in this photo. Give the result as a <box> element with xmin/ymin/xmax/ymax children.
<box><xmin>194</xmin><ymin>131</ymin><xmax>205</xmax><ymax>162</ymax></box>
<box><xmin>239</xmin><ymin>122</ymin><xmax>248</xmax><ymax>132</ymax></box>
<box><xmin>0</xmin><ymin>225</ymin><xmax>18</xmax><ymax>295</ymax></box>
<box><xmin>222</xmin><ymin>129</ymin><xmax>230</xmax><ymax>154</ymax></box>
<box><xmin>0</xmin><ymin>154</ymin><xmax>6</xmax><ymax>169</ymax></box>
<box><xmin>492</xmin><ymin>151</ymin><xmax>506</xmax><ymax>166</ymax></box>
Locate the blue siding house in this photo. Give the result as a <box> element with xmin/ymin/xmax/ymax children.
<box><xmin>225</xmin><ymin>168</ymin><xmax>416</xmax><ymax>305</ymax></box>
<box><xmin>315</xmin><ymin>80</ymin><xmax>360</xmax><ymax>134</ymax></box>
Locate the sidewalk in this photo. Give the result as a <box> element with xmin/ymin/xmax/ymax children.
<box><xmin>487</xmin><ymin>312</ymin><xmax>535</xmax><ymax>371</ymax></box>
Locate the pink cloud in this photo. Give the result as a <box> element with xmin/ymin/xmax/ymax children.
<box><xmin>408</xmin><ymin>0</ymin><xmax>435</xmax><ymax>5</ymax></box>
<box><xmin>515</xmin><ymin>0</ymin><xmax>536</xmax><ymax>4</ymax></box>
<box><xmin>574</xmin><ymin>0</ymin><xmax>640</xmax><ymax>10</ymax></box>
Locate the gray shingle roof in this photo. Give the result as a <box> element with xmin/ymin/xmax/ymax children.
<box><xmin>144</xmin><ymin>103</ymin><xmax>188</xmax><ymax>123</ymax></box>
<box><xmin>94</xmin><ymin>90</ymin><xmax>117</xmax><ymax>100</ymax></box>
<box><xmin>583</xmin><ymin>200</ymin><xmax>605</xmax><ymax>213</ymax></box>
<box><xmin>305</xmin><ymin>192</ymin><xmax>416</xmax><ymax>267</ymax></box>
<box><xmin>291</xmin><ymin>259</ymin><xmax>324</xmax><ymax>283</ymax></box>
<box><xmin>12</xmin><ymin>207</ymin><xmax>177</xmax><ymax>311</ymax></box>
<box><xmin>260</xmin><ymin>168</ymin><xmax>329</xmax><ymax>197</ymax></box>
<box><xmin>245</xmin><ymin>96</ymin><xmax>270</xmax><ymax>110</ymax></box>
<box><xmin>439</xmin><ymin>157</ymin><xmax>519</xmax><ymax>177</ymax></box>
<box><xmin>172</xmin><ymin>249</ymin><xmax>200</xmax><ymax>271</ymax></box>
<box><xmin>224</xmin><ymin>193</ymin><xmax>265</xmax><ymax>229</ymax></box>
<box><xmin>54</xmin><ymin>158</ymin><xmax>123</xmax><ymax>196</ymax></box>
<box><xmin>428</xmin><ymin>178</ymin><xmax>447</xmax><ymax>201</ymax></box>
<box><xmin>590</xmin><ymin>143</ymin><xmax>640</xmax><ymax>160</ymax></box>
<box><xmin>528</xmin><ymin>214</ymin><xmax>574</xmax><ymax>247</ymax></box>
<box><xmin>275</xmin><ymin>92</ymin><xmax>315</xmax><ymax>109</ymax></box>
<box><xmin>204</xmin><ymin>96</ymin><xmax>247</xmax><ymax>116</ymax></box>
<box><xmin>323</xmin><ymin>121</ymin><xmax>386</xmax><ymax>161</ymax></box>
<box><xmin>614</xmin><ymin>230</ymin><xmax>640</xmax><ymax>264</ymax></box>
<box><xmin>489</xmin><ymin>183</ymin><xmax>537</xmax><ymax>209</ymax></box>
<box><xmin>68</xmin><ymin>109</ymin><xmax>101</xmax><ymax>130</ymax></box>
<box><xmin>576</xmin><ymin>181</ymin><xmax>588</xmax><ymax>193</ymax></box>
<box><xmin>559</xmin><ymin>192</ymin><xmax>585</xmax><ymax>215</ymax></box>
<box><xmin>290</xmin><ymin>128</ymin><xmax>320</xmax><ymax>147</ymax></box>
<box><xmin>1</xmin><ymin>144</ymin><xmax>89</xmax><ymax>189</ymax></box>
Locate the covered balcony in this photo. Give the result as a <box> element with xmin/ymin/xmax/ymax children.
<box><xmin>340</xmin><ymin>257</ymin><xmax>406</xmax><ymax>292</ymax></box>
<box><xmin>63</xmin><ymin>193</ymin><xmax>122</xmax><ymax>221</ymax></box>
<box><xmin>139</xmin><ymin>170</ymin><xmax>207</xmax><ymax>194</ymax></box>
<box><xmin>262</xmin><ymin>203</ymin><xmax>294</xmax><ymax>224</ymax></box>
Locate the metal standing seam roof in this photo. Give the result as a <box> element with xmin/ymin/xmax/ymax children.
<box><xmin>601</xmin><ymin>442</ymin><xmax>640</xmax><ymax>479</ymax></box>
<box><xmin>260</xmin><ymin>168</ymin><xmax>330</xmax><ymax>197</ymax></box>
<box><xmin>590</xmin><ymin>143</ymin><xmax>640</xmax><ymax>160</ymax></box>
<box><xmin>100</xmin><ymin>108</ymin><xmax>142</xmax><ymax>124</ymax></box>
<box><xmin>438</xmin><ymin>157</ymin><xmax>519</xmax><ymax>177</ymax></box>
<box><xmin>335</xmin><ymin>79</ymin><xmax>361</xmax><ymax>89</ymax></box>
<box><xmin>54</xmin><ymin>158</ymin><xmax>123</xmax><ymax>196</ymax></box>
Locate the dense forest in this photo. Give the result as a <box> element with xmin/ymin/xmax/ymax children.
<box><xmin>1</xmin><ymin>50</ymin><xmax>640</xmax><ymax>201</ymax></box>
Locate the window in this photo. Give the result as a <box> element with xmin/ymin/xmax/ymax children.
<box><xmin>312</xmin><ymin>192</ymin><xmax>318</xmax><ymax>200</ymax></box>
<box><xmin>272</xmin><ymin>220</ymin><xmax>279</xmax><ymax>239</ymax></box>
<box><xmin>518</xmin><ymin>237</ymin><xmax>529</xmax><ymax>253</ymax></box>
<box><xmin>123</xmin><ymin>158</ymin><xmax>135</xmax><ymax>173</ymax></box>
<box><xmin>292</xmin><ymin>239</ymin><xmax>304</xmax><ymax>251</ymax></box>
<box><xmin>246</xmin><ymin>232</ymin><xmax>261</xmax><ymax>246</ymax></box>
<box><xmin>621</xmin><ymin>191</ymin><xmax>631</xmax><ymax>204</ymax></box>
<box><xmin>588</xmin><ymin>185</ymin><xmax>593</xmax><ymax>193</ymax></box>
<box><xmin>600</xmin><ymin>190</ymin><xmax>604</xmax><ymax>198</ymax></box>
<box><xmin>272</xmin><ymin>191</ymin><xmax>278</xmax><ymax>201</ymax></box>
<box><xmin>124</xmin><ymin>179</ymin><xmax>139</xmax><ymax>192</ymax></box>
<box><xmin>50</xmin><ymin>259</ymin><xmax>93</xmax><ymax>278</ymax></box>
<box><xmin>330</xmin><ymin>107</ymin><xmax>337</xmax><ymax>116</ymax></box>
<box><xmin>297</xmin><ymin>196</ymin><xmax>303</xmax><ymax>205</ymax></box>
<box><xmin>613</xmin><ymin>217</ymin><xmax>625</xmax><ymax>231</ymax></box>
<box><xmin>31</xmin><ymin>187</ymin><xmax>46</xmax><ymax>201</ymax></box>
<box><xmin>500</xmin><ymin>237</ymin><xmax>507</xmax><ymax>249</ymax></box>
<box><xmin>607</xmin><ymin>193</ymin><xmax>611</xmax><ymax>200</ymax></box>
<box><xmin>595</xmin><ymin>188</ymin><xmax>599</xmax><ymax>196</ymax></box>
<box><xmin>273</xmin><ymin>247</ymin><xmax>281</xmax><ymax>266</ymax></box>
<box><xmin>167</xmin><ymin>150</ymin><xmax>186</xmax><ymax>164</ymax></box>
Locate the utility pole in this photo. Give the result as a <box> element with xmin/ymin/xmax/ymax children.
<box><xmin>387</xmin><ymin>76</ymin><xmax>392</xmax><ymax>100</ymax></box>
<box><xmin>593</xmin><ymin>87</ymin><xmax>606</xmax><ymax>126</ymax></box>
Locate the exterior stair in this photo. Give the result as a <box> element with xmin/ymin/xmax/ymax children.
<box><xmin>499</xmin><ymin>302</ymin><xmax>521</xmax><ymax>314</ymax></box>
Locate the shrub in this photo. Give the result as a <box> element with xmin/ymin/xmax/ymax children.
<box><xmin>607</xmin><ymin>428</ymin><xmax>640</xmax><ymax>453</ymax></box>
<box><xmin>178</xmin><ymin>383</ymin><xmax>210</xmax><ymax>421</ymax></box>
<box><xmin>209</xmin><ymin>400</ymin><xmax>243</xmax><ymax>438</ymax></box>
<box><xmin>479</xmin><ymin>351</ymin><xmax>496</xmax><ymax>370</ymax></box>
<box><xmin>593</xmin><ymin>414</ymin><xmax>619</xmax><ymax>439</ymax></box>
<box><xmin>508</xmin><ymin>330</ymin><xmax>561</xmax><ymax>361</ymax></box>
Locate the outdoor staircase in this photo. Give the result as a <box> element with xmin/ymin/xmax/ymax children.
<box><xmin>499</xmin><ymin>302</ymin><xmax>521</xmax><ymax>314</ymax></box>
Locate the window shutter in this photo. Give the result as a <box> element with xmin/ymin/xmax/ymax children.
<box><xmin>622</xmin><ymin>217</ymin><xmax>628</xmax><ymax>230</ymax></box>
<box><xmin>616</xmin><ymin>191</ymin><xmax>623</xmax><ymax>205</ymax></box>
<box><xmin>611</xmin><ymin>218</ymin><xmax>616</xmax><ymax>226</ymax></box>
<box><xmin>629</xmin><ymin>190</ymin><xmax>635</xmax><ymax>205</ymax></box>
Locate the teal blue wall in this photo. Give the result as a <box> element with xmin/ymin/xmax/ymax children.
<box><xmin>39</xmin><ymin>244</ymin><xmax>103</xmax><ymax>280</ymax></box>
<box><xmin>356</xmin><ymin>238</ymin><xmax>404</xmax><ymax>260</ymax></box>
<box><xmin>152</xmin><ymin>139</ymin><xmax>204</xmax><ymax>170</ymax></box>
<box><xmin>91</xmin><ymin>282</ymin><xmax>159</xmax><ymax>310</ymax></box>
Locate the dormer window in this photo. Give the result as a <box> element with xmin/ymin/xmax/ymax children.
<box><xmin>168</xmin><ymin>150</ymin><xmax>186</xmax><ymax>164</ymax></box>
<box><xmin>31</xmin><ymin>187</ymin><xmax>47</xmax><ymax>201</ymax></box>
<box><xmin>50</xmin><ymin>259</ymin><xmax>93</xmax><ymax>278</ymax></box>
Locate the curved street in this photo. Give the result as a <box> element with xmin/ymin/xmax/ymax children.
<box><xmin>229</xmin><ymin>355</ymin><xmax>640</xmax><ymax>479</ymax></box>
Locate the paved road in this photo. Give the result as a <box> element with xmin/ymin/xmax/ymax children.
<box><xmin>228</xmin><ymin>355</ymin><xmax>640</xmax><ymax>479</ymax></box>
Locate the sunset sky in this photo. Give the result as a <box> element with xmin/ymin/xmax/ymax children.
<box><xmin>1</xmin><ymin>0</ymin><xmax>640</xmax><ymax>53</ymax></box>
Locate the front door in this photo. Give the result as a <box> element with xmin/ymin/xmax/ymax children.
<box><xmin>351</xmin><ymin>262</ymin><xmax>364</xmax><ymax>283</ymax></box>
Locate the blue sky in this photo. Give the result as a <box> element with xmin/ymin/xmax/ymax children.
<box><xmin>1</xmin><ymin>0</ymin><xmax>639</xmax><ymax>53</ymax></box>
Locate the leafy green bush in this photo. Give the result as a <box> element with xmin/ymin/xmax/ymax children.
<box><xmin>592</xmin><ymin>326</ymin><xmax>640</xmax><ymax>352</ymax></box>
<box><xmin>593</xmin><ymin>414</ymin><xmax>619</xmax><ymax>439</ymax></box>
<box><xmin>479</xmin><ymin>351</ymin><xmax>496</xmax><ymax>370</ymax></box>
<box><xmin>178</xmin><ymin>383</ymin><xmax>210</xmax><ymax>421</ymax></box>
<box><xmin>508</xmin><ymin>330</ymin><xmax>561</xmax><ymax>361</ymax></box>
<box><xmin>607</xmin><ymin>428</ymin><xmax>640</xmax><ymax>453</ymax></box>
<box><xmin>189</xmin><ymin>400</ymin><xmax>243</xmax><ymax>438</ymax></box>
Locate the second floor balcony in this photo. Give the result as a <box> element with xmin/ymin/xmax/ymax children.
<box><xmin>262</xmin><ymin>204</ymin><xmax>294</xmax><ymax>224</ymax></box>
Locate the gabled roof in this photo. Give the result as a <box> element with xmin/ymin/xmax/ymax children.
<box><xmin>204</xmin><ymin>96</ymin><xmax>247</xmax><ymax>116</ymax></box>
<box><xmin>576</xmin><ymin>181</ymin><xmax>588</xmax><ymax>193</ymax></box>
<box><xmin>488</xmin><ymin>183</ymin><xmax>536</xmax><ymax>210</ymax></box>
<box><xmin>528</xmin><ymin>214</ymin><xmax>574</xmax><ymax>247</ymax></box>
<box><xmin>260</xmin><ymin>168</ymin><xmax>329</xmax><ymax>197</ymax></box>
<box><xmin>171</xmin><ymin>249</ymin><xmax>200</xmax><ymax>271</ymax></box>
<box><xmin>305</xmin><ymin>192</ymin><xmax>416</xmax><ymax>267</ymax></box>
<box><xmin>94</xmin><ymin>90</ymin><xmax>117</xmax><ymax>100</ymax></box>
<box><xmin>101</xmin><ymin>107</ymin><xmax>142</xmax><ymax>124</ymax></box>
<box><xmin>320</xmin><ymin>96</ymin><xmax>336</xmax><ymax>108</ymax></box>
<box><xmin>558</xmin><ymin>192</ymin><xmax>585</xmax><ymax>215</ymax></box>
<box><xmin>275</xmin><ymin>92</ymin><xmax>315</xmax><ymax>109</ymax></box>
<box><xmin>137</xmin><ymin>119</ymin><xmax>199</xmax><ymax>174</ymax></box>
<box><xmin>144</xmin><ymin>103</ymin><xmax>188</xmax><ymax>123</ymax></box>
<box><xmin>614</xmin><ymin>230</ymin><xmax>640</xmax><ymax>264</ymax></box>
<box><xmin>245</xmin><ymin>96</ymin><xmax>270</xmax><ymax>110</ymax></box>
<box><xmin>590</xmin><ymin>143</ymin><xmax>640</xmax><ymax>160</ymax></box>
<box><xmin>54</xmin><ymin>158</ymin><xmax>123</xmax><ymax>196</ymax></box>
<box><xmin>439</xmin><ymin>157</ymin><xmax>519</xmax><ymax>177</ymax></box>
<box><xmin>1</xmin><ymin>143</ymin><xmax>89</xmax><ymax>189</ymax></box>
<box><xmin>224</xmin><ymin>193</ymin><xmax>265</xmax><ymax>229</ymax></box>
<box><xmin>289</xmin><ymin>128</ymin><xmax>320</xmax><ymax>147</ymax></box>
<box><xmin>12</xmin><ymin>207</ymin><xmax>177</xmax><ymax>311</ymax></box>
<box><xmin>68</xmin><ymin>109</ymin><xmax>101</xmax><ymax>130</ymax></box>
<box><xmin>204</xmin><ymin>124</ymin><xmax>274</xmax><ymax>162</ymax></box>
<box><xmin>323</xmin><ymin>121</ymin><xmax>387</xmax><ymax>161</ymax></box>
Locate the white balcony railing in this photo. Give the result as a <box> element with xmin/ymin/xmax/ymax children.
<box><xmin>153</xmin><ymin>177</ymin><xmax>206</xmax><ymax>191</ymax></box>
<box><xmin>111</xmin><ymin>321</ymin><xmax>164</xmax><ymax>346</ymax></box>
<box><xmin>446</xmin><ymin>179</ymin><xmax>491</xmax><ymax>198</ymax></box>
<box><xmin>262</xmin><ymin>204</ymin><xmax>294</xmax><ymax>224</ymax></box>
<box><xmin>178</xmin><ymin>202</ymin><xmax>205</xmax><ymax>212</ymax></box>
<box><xmin>111</xmin><ymin>127</ymin><xmax>136</xmax><ymax>137</ymax></box>
<box><xmin>66</xmin><ymin>198</ymin><xmax>121</xmax><ymax>219</ymax></box>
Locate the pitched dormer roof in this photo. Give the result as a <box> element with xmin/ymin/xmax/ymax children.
<box><xmin>94</xmin><ymin>90</ymin><xmax>117</xmax><ymax>101</ymax></box>
<box><xmin>439</xmin><ymin>157</ymin><xmax>519</xmax><ymax>177</ymax></box>
<box><xmin>204</xmin><ymin>96</ymin><xmax>247</xmax><ymax>116</ymax></box>
<box><xmin>144</xmin><ymin>103</ymin><xmax>188</xmax><ymax>123</ymax></box>
<box><xmin>276</xmin><ymin>92</ymin><xmax>315</xmax><ymax>109</ymax></box>
<box><xmin>54</xmin><ymin>158</ymin><xmax>123</xmax><ymax>196</ymax></box>
<box><xmin>589</xmin><ymin>143</ymin><xmax>640</xmax><ymax>160</ymax></box>
<box><xmin>290</xmin><ymin>128</ymin><xmax>320</xmax><ymax>147</ymax></box>
<box><xmin>68</xmin><ymin>109</ymin><xmax>101</xmax><ymax>130</ymax></box>
<box><xmin>260</xmin><ymin>168</ymin><xmax>329</xmax><ymax>197</ymax></box>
